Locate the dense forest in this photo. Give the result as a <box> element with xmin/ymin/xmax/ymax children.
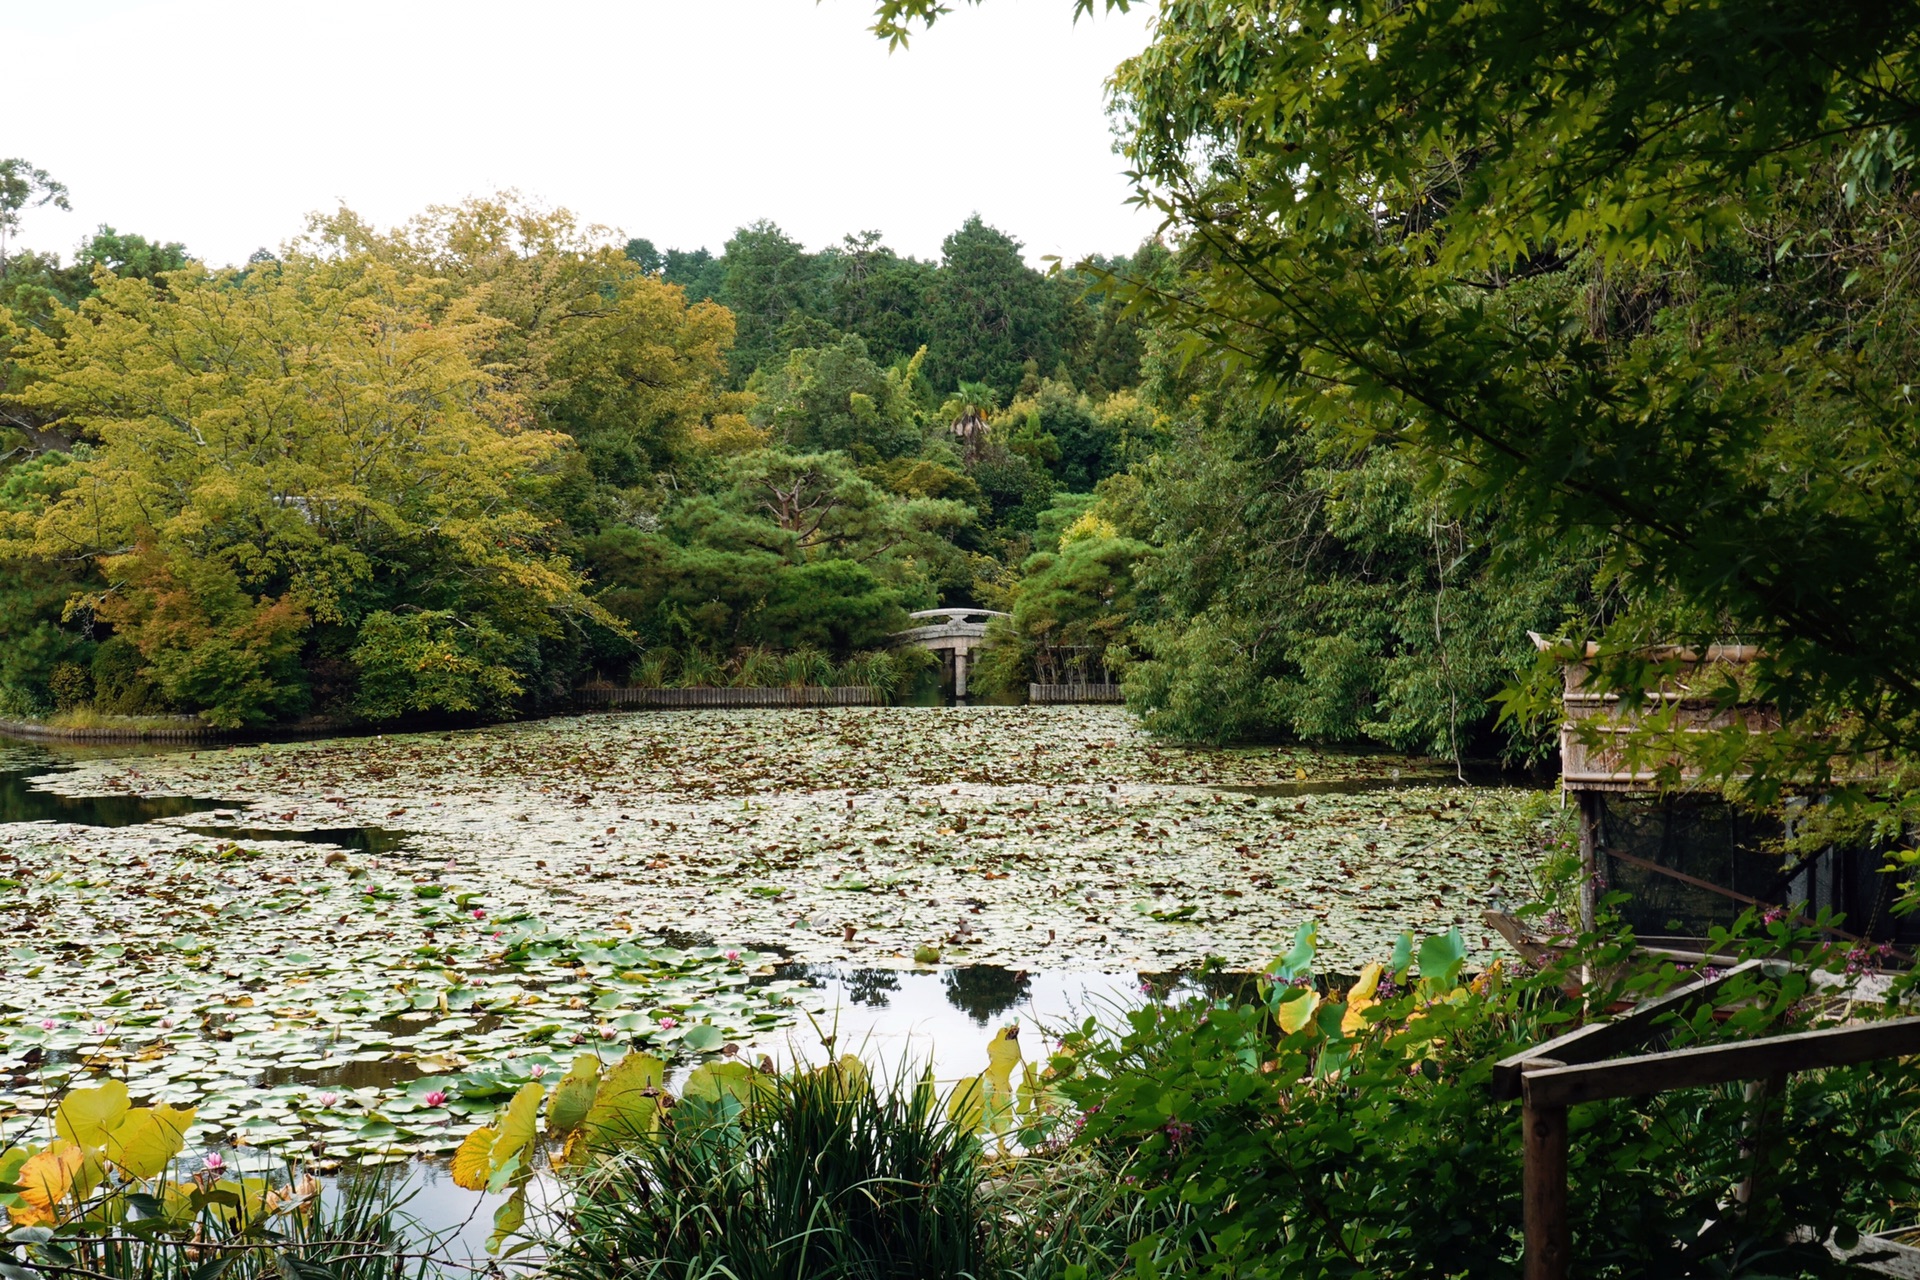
<box><xmin>0</xmin><ymin>175</ymin><xmax>1581</xmax><ymax>756</ymax></box>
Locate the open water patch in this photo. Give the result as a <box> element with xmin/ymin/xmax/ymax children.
<box><xmin>0</xmin><ymin>765</ymin><xmax>230</xmax><ymax>827</ymax></box>
<box><xmin>181</xmin><ymin>824</ymin><xmax>413</xmax><ymax>854</ymax></box>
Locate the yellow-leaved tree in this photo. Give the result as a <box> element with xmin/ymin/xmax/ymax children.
<box><xmin>0</xmin><ymin>250</ymin><xmax>605</xmax><ymax>726</ymax></box>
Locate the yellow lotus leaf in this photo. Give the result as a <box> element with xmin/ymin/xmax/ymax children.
<box><xmin>450</xmin><ymin>1127</ymin><xmax>497</xmax><ymax>1191</ymax></box>
<box><xmin>1277</xmin><ymin>989</ymin><xmax>1320</xmax><ymax>1035</ymax></box>
<box><xmin>56</xmin><ymin>1080</ymin><xmax>131</xmax><ymax>1149</ymax></box>
<box><xmin>684</xmin><ymin>1061</ymin><xmax>766</xmax><ymax>1106</ymax></box>
<box><xmin>946</xmin><ymin>1075</ymin><xmax>984</xmax><ymax>1134</ymax></box>
<box><xmin>596</xmin><ymin>1052</ymin><xmax>665</xmax><ymax>1102</ymax></box>
<box><xmin>980</xmin><ymin>1026</ymin><xmax>1022</xmax><ymax>1138</ymax></box>
<box><xmin>488</xmin><ymin>1083</ymin><xmax>544</xmax><ymax>1175</ymax></box>
<box><xmin>1341</xmin><ymin>963</ymin><xmax>1384</xmax><ymax>1036</ymax></box>
<box><xmin>0</xmin><ymin>1146</ymin><xmax>27</xmax><ymax>1194</ymax></box>
<box><xmin>12</xmin><ymin>1142</ymin><xmax>85</xmax><ymax>1225</ymax></box>
<box><xmin>555</xmin><ymin>1128</ymin><xmax>590</xmax><ymax>1169</ymax></box>
<box><xmin>1470</xmin><ymin>959</ymin><xmax>1504</xmax><ymax>995</ymax></box>
<box><xmin>486</xmin><ymin>1184</ymin><xmax>527</xmax><ymax>1256</ymax></box>
<box><xmin>580</xmin><ymin>1053</ymin><xmax>667</xmax><ymax>1148</ymax></box>
<box><xmin>103</xmin><ymin>1105</ymin><xmax>197</xmax><ymax>1180</ymax></box>
<box><xmin>545</xmin><ymin>1057</ymin><xmax>602</xmax><ymax>1137</ymax></box>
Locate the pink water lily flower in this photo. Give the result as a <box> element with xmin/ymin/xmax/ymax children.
<box><xmin>659</xmin><ymin>1016</ymin><xmax>678</xmax><ymax>1030</ymax></box>
<box><xmin>529</xmin><ymin>1064</ymin><xmax>547</xmax><ymax>1079</ymax></box>
<box><xmin>39</xmin><ymin>1018</ymin><xmax>55</xmax><ymax>1031</ymax></box>
<box><xmin>316</xmin><ymin>1092</ymin><xmax>340</xmax><ymax>1108</ymax></box>
<box><xmin>91</xmin><ymin>1022</ymin><xmax>107</xmax><ymax>1036</ymax></box>
<box><xmin>423</xmin><ymin>1090</ymin><xmax>448</xmax><ymax>1108</ymax></box>
<box><xmin>471</xmin><ymin>908</ymin><xmax>486</xmax><ymax>920</ymax></box>
<box><xmin>203</xmin><ymin>1152</ymin><xmax>225</xmax><ymax>1172</ymax></box>
<box><xmin>725</xmin><ymin>950</ymin><xmax>740</xmax><ymax>962</ymax></box>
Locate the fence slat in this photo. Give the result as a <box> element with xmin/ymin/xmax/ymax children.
<box><xmin>1028</xmin><ymin>683</ymin><xmax>1125</xmax><ymax>704</ymax></box>
<box><xmin>1522</xmin><ymin>1015</ymin><xmax>1920</xmax><ymax>1108</ymax></box>
<box><xmin>574</xmin><ymin>686</ymin><xmax>884</xmax><ymax>710</ymax></box>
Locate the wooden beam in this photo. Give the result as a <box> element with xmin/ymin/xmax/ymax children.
<box><xmin>1491</xmin><ymin>959</ymin><xmax>1767</xmax><ymax>1100</ymax></box>
<box><xmin>1522</xmin><ymin>1092</ymin><xmax>1571</xmax><ymax>1280</ymax></box>
<box><xmin>1522</xmin><ymin>1015</ymin><xmax>1920</xmax><ymax>1108</ymax></box>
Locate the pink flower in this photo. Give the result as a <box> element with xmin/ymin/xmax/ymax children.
<box><xmin>39</xmin><ymin>1018</ymin><xmax>55</xmax><ymax>1031</ymax></box>
<box><xmin>203</xmin><ymin>1152</ymin><xmax>225</xmax><ymax>1172</ymax></box>
<box><xmin>528</xmin><ymin>1064</ymin><xmax>547</xmax><ymax>1079</ymax></box>
<box><xmin>160</xmin><ymin>1017</ymin><xmax>174</xmax><ymax>1029</ymax></box>
<box><xmin>423</xmin><ymin>1090</ymin><xmax>448</xmax><ymax>1108</ymax></box>
<box><xmin>598</xmin><ymin>1026</ymin><xmax>616</xmax><ymax>1039</ymax></box>
<box><xmin>91</xmin><ymin>1022</ymin><xmax>107</xmax><ymax>1036</ymax></box>
<box><xmin>471</xmin><ymin>908</ymin><xmax>486</xmax><ymax>920</ymax></box>
<box><xmin>316</xmin><ymin>1092</ymin><xmax>339</xmax><ymax>1108</ymax></box>
<box><xmin>659</xmin><ymin>1016</ymin><xmax>678</xmax><ymax>1030</ymax></box>
<box><xmin>725</xmin><ymin>950</ymin><xmax>740</xmax><ymax>962</ymax></box>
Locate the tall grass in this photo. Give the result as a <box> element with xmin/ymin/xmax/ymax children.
<box><xmin>6</xmin><ymin>1167</ymin><xmax>445</xmax><ymax>1280</ymax></box>
<box><xmin>546</xmin><ymin>1066</ymin><xmax>1066</xmax><ymax>1280</ymax></box>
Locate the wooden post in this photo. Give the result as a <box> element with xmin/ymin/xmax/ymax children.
<box><xmin>1523</xmin><ymin>1069</ymin><xmax>1571</xmax><ymax>1280</ymax></box>
<box><xmin>1575</xmin><ymin>790</ymin><xmax>1600</xmax><ymax>933</ymax></box>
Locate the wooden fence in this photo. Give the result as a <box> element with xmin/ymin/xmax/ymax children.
<box><xmin>1494</xmin><ymin>958</ymin><xmax>1920</xmax><ymax>1278</ymax></box>
<box><xmin>0</xmin><ymin>717</ymin><xmax>227</xmax><ymax>744</ymax></box>
<box><xmin>1029</xmin><ymin>683</ymin><xmax>1125</xmax><ymax>704</ymax></box>
<box><xmin>574</xmin><ymin>686</ymin><xmax>884</xmax><ymax>709</ymax></box>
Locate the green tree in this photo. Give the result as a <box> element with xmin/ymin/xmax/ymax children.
<box><xmin>753</xmin><ymin>334</ymin><xmax>925</xmax><ymax>461</ymax></box>
<box><xmin>0</xmin><ymin>251</ymin><xmax>612</xmax><ymax>725</ymax></box>
<box><xmin>0</xmin><ymin>159</ymin><xmax>69</xmax><ymax>278</ymax></box>
<box><xmin>719</xmin><ymin>221</ymin><xmax>829</xmax><ymax>384</ymax></box>
<box><xmin>921</xmin><ymin>216</ymin><xmax>1062</xmax><ymax>397</ymax></box>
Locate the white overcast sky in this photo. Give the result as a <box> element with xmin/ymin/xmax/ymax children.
<box><xmin>2</xmin><ymin>0</ymin><xmax>1159</xmax><ymax>269</ymax></box>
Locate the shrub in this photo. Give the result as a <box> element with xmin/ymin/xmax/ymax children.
<box><xmin>782</xmin><ymin>645</ymin><xmax>835</xmax><ymax>688</ymax></box>
<box><xmin>91</xmin><ymin>635</ymin><xmax>161</xmax><ymax>714</ymax></box>
<box><xmin>48</xmin><ymin>661</ymin><xmax>92</xmax><ymax>711</ymax></box>
<box><xmin>351</xmin><ymin>610</ymin><xmax>526</xmax><ymax>722</ymax></box>
<box><xmin>734</xmin><ymin>646</ymin><xmax>783</xmax><ymax>688</ymax></box>
<box><xmin>674</xmin><ymin>648</ymin><xmax>726</xmax><ymax>688</ymax></box>
<box><xmin>630</xmin><ymin>650</ymin><xmax>677</xmax><ymax>689</ymax></box>
<box><xmin>1050</xmin><ymin>920</ymin><xmax>1920</xmax><ymax>1279</ymax></box>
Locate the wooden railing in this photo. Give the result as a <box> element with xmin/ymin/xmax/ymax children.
<box><xmin>1029</xmin><ymin>683</ymin><xmax>1125</xmax><ymax>704</ymax></box>
<box><xmin>574</xmin><ymin>686</ymin><xmax>883</xmax><ymax>709</ymax></box>
<box><xmin>1493</xmin><ymin>960</ymin><xmax>1920</xmax><ymax>1279</ymax></box>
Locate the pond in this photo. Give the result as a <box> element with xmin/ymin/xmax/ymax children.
<box><xmin>0</xmin><ymin>706</ymin><xmax>1544</xmax><ymax>1174</ymax></box>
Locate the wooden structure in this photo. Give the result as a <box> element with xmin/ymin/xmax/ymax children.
<box><xmin>0</xmin><ymin>716</ymin><xmax>228</xmax><ymax>744</ymax></box>
<box><xmin>575</xmin><ymin>686</ymin><xmax>882</xmax><ymax>709</ymax></box>
<box><xmin>1493</xmin><ymin>961</ymin><xmax>1920</xmax><ymax>1279</ymax></box>
<box><xmin>888</xmin><ymin>608</ymin><xmax>1007</xmax><ymax>698</ymax></box>
<box><xmin>1029</xmin><ymin>682</ymin><xmax>1125</xmax><ymax>704</ymax></box>
<box><xmin>1537</xmin><ymin>636</ymin><xmax>1912</xmax><ymax>944</ymax></box>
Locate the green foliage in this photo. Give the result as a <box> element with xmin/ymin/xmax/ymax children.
<box><xmin>1120</xmin><ymin>371</ymin><xmax>1585</xmax><ymax>752</ymax></box>
<box><xmin>921</xmin><ymin>217</ymin><xmax>1064</xmax><ymax>399</ymax></box>
<box><xmin>753</xmin><ymin>333</ymin><xmax>925</xmax><ymax>460</ymax></box>
<box><xmin>547</xmin><ymin>1063</ymin><xmax>1006</xmax><ymax>1280</ymax></box>
<box><xmin>1096</xmin><ymin>0</ymin><xmax>1920</xmax><ymax>786</ymax></box>
<box><xmin>351</xmin><ymin>610</ymin><xmax>529</xmax><ymax>720</ymax></box>
<box><xmin>89</xmin><ymin>636</ymin><xmax>159</xmax><ymax>715</ymax></box>
<box><xmin>1053</xmin><ymin>920</ymin><xmax>1920</xmax><ymax>1278</ymax></box>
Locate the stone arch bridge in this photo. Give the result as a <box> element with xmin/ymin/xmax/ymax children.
<box><xmin>888</xmin><ymin>608</ymin><xmax>1008</xmax><ymax>698</ymax></box>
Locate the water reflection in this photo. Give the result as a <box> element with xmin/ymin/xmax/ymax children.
<box><xmin>183</xmin><ymin>824</ymin><xmax>412</xmax><ymax>854</ymax></box>
<box><xmin>0</xmin><ymin>766</ymin><xmax>229</xmax><ymax>826</ymax></box>
<box><xmin>941</xmin><ymin>964</ymin><xmax>1033</xmax><ymax>1025</ymax></box>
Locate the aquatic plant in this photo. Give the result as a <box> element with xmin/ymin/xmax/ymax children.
<box><xmin>544</xmin><ymin>1057</ymin><xmax>1004</xmax><ymax>1280</ymax></box>
<box><xmin>672</xmin><ymin>649</ymin><xmax>727</xmax><ymax>689</ymax></box>
<box><xmin>1</xmin><ymin>1083</ymin><xmax>439</xmax><ymax>1280</ymax></box>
